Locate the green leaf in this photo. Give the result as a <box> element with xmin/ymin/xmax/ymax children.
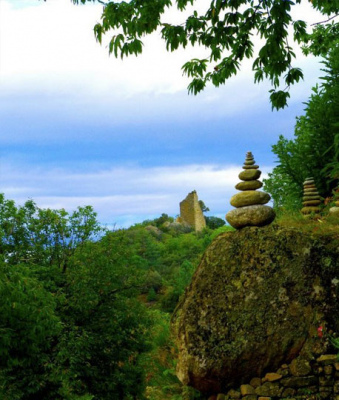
<box><xmin>270</xmin><ymin>90</ymin><xmax>290</xmax><ymax>110</ymax></box>
<box><xmin>187</xmin><ymin>78</ymin><xmax>206</xmax><ymax>95</ymax></box>
<box><xmin>254</xmin><ymin>69</ymin><xmax>264</xmax><ymax>83</ymax></box>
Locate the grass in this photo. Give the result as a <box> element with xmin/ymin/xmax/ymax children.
<box><xmin>274</xmin><ymin>208</ymin><xmax>339</xmax><ymax>237</ymax></box>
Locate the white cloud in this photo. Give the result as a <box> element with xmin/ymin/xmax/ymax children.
<box><xmin>1</xmin><ymin>161</ymin><xmax>272</xmax><ymax>227</ymax></box>
<box><xmin>0</xmin><ymin>0</ymin><xmax>324</xmax><ymax>101</ymax></box>
<box><xmin>0</xmin><ymin>0</ymin><xmax>196</xmax><ymax>96</ymax></box>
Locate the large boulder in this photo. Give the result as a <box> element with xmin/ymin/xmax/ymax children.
<box><xmin>172</xmin><ymin>225</ymin><xmax>339</xmax><ymax>395</ymax></box>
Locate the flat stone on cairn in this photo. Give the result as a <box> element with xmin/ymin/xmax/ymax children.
<box><xmin>226</xmin><ymin>152</ymin><xmax>275</xmax><ymax>229</ymax></box>
<box><xmin>329</xmin><ymin>187</ymin><xmax>339</xmax><ymax>215</ymax></box>
<box><xmin>301</xmin><ymin>177</ymin><xmax>322</xmax><ymax>216</ymax></box>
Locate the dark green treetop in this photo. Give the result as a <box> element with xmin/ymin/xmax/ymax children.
<box><xmin>198</xmin><ymin>200</ymin><xmax>210</xmax><ymax>213</ymax></box>
<box><xmin>69</xmin><ymin>0</ymin><xmax>338</xmax><ymax>110</ymax></box>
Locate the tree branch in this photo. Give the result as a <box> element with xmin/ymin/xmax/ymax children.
<box><xmin>94</xmin><ymin>284</ymin><xmax>144</xmax><ymax>309</ymax></box>
<box><xmin>311</xmin><ymin>14</ymin><xmax>339</xmax><ymax>26</ymax></box>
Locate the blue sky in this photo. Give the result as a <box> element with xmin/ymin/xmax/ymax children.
<box><xmin>0</xmin><ymin>0</ymin><xmax>326</xmax><ymax>227</ymax></box>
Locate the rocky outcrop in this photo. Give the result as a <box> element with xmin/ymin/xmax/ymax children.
<box><xmin>172</xmin><ymin>226</ymin><xmax>339</xmax><ymax>395</ymax></box>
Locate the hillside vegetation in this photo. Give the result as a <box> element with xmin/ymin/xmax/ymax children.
<box><xmin>0</xmin><ymin>194</ymin><xmax>231</xmax><ymax>400</ymax></box>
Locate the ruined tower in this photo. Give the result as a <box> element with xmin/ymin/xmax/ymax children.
<box><xmin>179</xmin><ymin>190</ymin><xmax>206</xmax><ymax>232</ymax></box>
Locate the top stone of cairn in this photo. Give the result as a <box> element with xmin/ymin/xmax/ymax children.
<box><xmin>242</xmin><ymin>151</ymin><xmax>259</xmax><ymax>169</ymax></box>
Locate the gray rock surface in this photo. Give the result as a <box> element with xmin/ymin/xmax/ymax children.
<box><xmin>235</xmin><ymin>180</ymin><xmax>263</xmax><ymax>191</ymax></box>
<box><xmin>172</xmin><ymin>226</ymin><xmax>339</xmax><ymax>394</ymax></box>
<box><xmin>230</xmin><ymin>191</ymin><xmax>270</xmax><ymax>207</ymax></box>
<box><xmin>238</xmin><ymin>169</ymin><xmax>261</xmax><ymax>181</ymax></box>
<box><xmin>226</xmin><ymin>205</ymin><xmax>275</xmax><ymax>228</ymax></box>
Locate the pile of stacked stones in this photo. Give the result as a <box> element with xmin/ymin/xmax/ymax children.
<box><xmin>329</xmin><ymin>188</ymin><xmax>339</xmax><ymax>216</ymax></box>
<box><xmin>301</xmin><ymin>177</ymin><xmax>322</xmax><ymax>216</ymax></box>
<box><xmin>226</xmin><ymin>152</ymin><xmax>275</xmax><ymax>229</ymax></box>
<box><xmin>208</xmin><ymin>354</ymin><xmax>339</xmax><ymax>400</ymax></box>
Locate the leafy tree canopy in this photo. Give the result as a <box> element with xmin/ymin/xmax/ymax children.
<box><xmin>0</xmin><ymin>195</ymin><xmax>152</xmax><ymax>400</ymax></box>
<box><xmin>0</xmin><ymin>194</ymin><xmax>101</xmax><ymax>270</ymax></box>
<box><xmin>70</xmin><ymin>0</ymin><xmax>339</xmax><ymax>109</ymax></box>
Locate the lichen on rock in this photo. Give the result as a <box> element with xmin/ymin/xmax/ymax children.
<box><xmin>172</xmin><ymin>225</ymin><xmax>339</xmax><ymax>395</ymax></box>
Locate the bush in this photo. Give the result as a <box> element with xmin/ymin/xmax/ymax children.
<box><xmin>205</xmin><ymin>216</ymin><xmax>226</xmax><ymax>230</ymax></box>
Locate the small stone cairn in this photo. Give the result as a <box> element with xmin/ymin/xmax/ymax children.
<box><xmin>301</xmin><ymin>177</ymin><xmax>322</xmax><ymax>216</ymax></box>
<box><xmin>329</xmin><ymin>188</ymin><xmax>339</xmax><ymax>216</ymax></box>
<box><xmin>226</xmin><ymin>152</ymin><xmax>275</xmax><ymax>229</ymax></box>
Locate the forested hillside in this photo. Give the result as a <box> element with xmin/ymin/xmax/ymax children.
<box><xmin>0</xmin><ymin>194</ymin><xmax>230</xmax><ymax>400</ymax></box>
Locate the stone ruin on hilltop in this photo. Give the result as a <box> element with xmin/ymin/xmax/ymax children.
<box><xmin>177</xmin><ymin>190</ymin><xmax>206</xmax><ymax>232</ymax></box>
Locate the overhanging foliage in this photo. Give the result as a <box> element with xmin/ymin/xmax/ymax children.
<box><xmin>69</xmin><ymin>0</ymin><xmax>338</xmax><ymax>109</ymax></box>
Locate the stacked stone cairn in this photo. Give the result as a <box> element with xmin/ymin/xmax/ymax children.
<box><xmin>226</xmin><ymin>152</ymin><xmax>275</xmax><ymax>229</ymax></box>
<box><xmin>301</xmin><ymin>177</ymin><xmax>322</xmax><ymax>216</ymax></box>
<box><xmin>329</xmin><ymin>188</ymin><xmax>339</xmax><ymax>216</ymax></box>
<box><xmin>207</xmin><ymin>354</ymin><xmax>339</xmax><ymax>400</ymax></box>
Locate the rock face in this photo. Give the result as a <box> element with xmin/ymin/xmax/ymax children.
<box><xmin>301</xmin><ymin>177</ymin><xmax>322</xmax><ymax>216</ymax></box>
<box><xmin>179</xmin><ymin>190</ymin><xmax>206</xmax><ymax>232</ymax></box>
<box><xmin>207</xmin><ymin>353</ymin><xmax>339</xmax><ymax>400</ymax></box>
<box><xmin>172</xmin><ymin>226</ymin><xmax>339</xmax><ymax>395</ymax></box>
<box><xmin>226</xmin><ymin>152</ymin><xmax>275</xmax><ymax>228</ymax></box>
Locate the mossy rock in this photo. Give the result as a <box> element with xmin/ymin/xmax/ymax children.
<box><xmin>230</xmin><ymin>191</ymin><xmax>270</xmax><ymax>207</ymax></box>
<box><xmin>172</xmin><ymin>226</ymin><xmax>339</xmax><ymax>395</ymax></box>
<box><xmin>226</xmin><ymin>205</ymin><xmax>275</xmax><ymax>229</ymax></box>
<box><xmin>301</xmin><ymin>206</ymin><xmax>320</xmax><ymax>214</ymax></box>
<box><xmin>235</xmin><ymin>180</ymin><xmax>263</xmax><ymax>191</ymax></box>
<box><xmin>238</xmin><ymin>169</ymin><xmax>261</xmax><ymax>181</ymax></box>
